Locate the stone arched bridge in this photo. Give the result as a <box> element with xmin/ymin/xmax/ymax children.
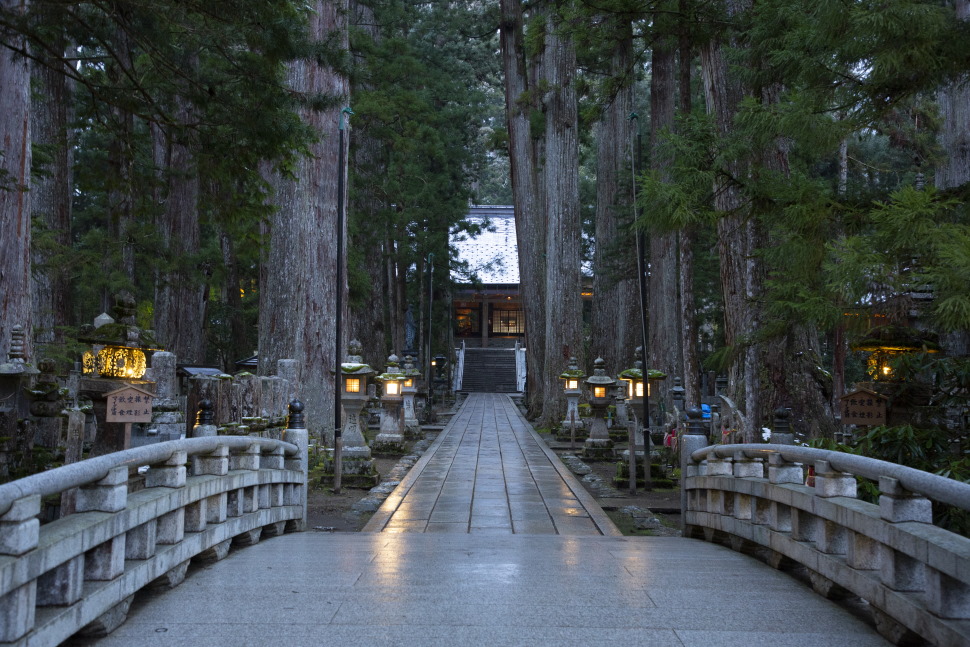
<box><xmin>2</xmin><ymin>393</ymin><xmax>968</xmax><ymax>646</ymax></box>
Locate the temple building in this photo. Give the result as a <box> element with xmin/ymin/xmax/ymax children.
<box><xmin>451</xmin><ymin>205</ymin><xmax>524</xmax><ymax>349</ymax></box>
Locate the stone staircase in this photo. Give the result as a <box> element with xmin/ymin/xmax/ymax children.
<box><xmin>459</xmin><ymin>348</ymin><xmax>518</xmax><ymax>392</ymax></box>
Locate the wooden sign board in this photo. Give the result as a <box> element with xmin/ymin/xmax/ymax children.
<box><xmin>839</xmin><ymin>388</ymin><xmax>887</xmax><ymax>426</ymax></box>
<box><xmin>105</xmin><ymin>385</ymin><xmax>154</xmax><ymax>423</ymax></box>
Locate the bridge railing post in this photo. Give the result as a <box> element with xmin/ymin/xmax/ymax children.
<box><xmin>0</xmin><ymin>494</ymin><xmax>41</xmax><ymax>642</ymax></box>
<box><xmin>680</xmin><ymin>407</ymin><xmax>709</xmax><ymax>522</ymax></box>
<box><xmin>284</xmin><ymin>399</ymin><xmax>309</xmax><ymax>532</ymax></box>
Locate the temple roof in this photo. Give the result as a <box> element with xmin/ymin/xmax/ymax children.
<box><xmin>451</xmin><ymin>205</ymin><xmax>519</xmax><ymax>285</ymax></box>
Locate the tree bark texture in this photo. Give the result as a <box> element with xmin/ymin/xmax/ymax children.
<box><xmin>219</xmin><ymin>229</ymin><xmax>250</xmax><ymax>371</ymax></box>
<box><xmin>107</xmin><ymin>20</ymin><xmax>136</xmax><ymax>297</ymax></box>
<box><xmin>153</xmin><ymin>99</ymin><xmax>205</xmax><ymax>364</ymax></box>
<box><xmin>500</xmin><ymin>0</ymin><xmax>546</xmax><ymax>417</ymax></box>
<box><xmin>700</xmin><ymin>7</ymin><xmax>761</xmax><ymax>441</ymax></box>
<box><xmin>30</xmin><ymin>41</ymin><xmax>72</xmax><ymax>350</ymax></box>
<box><xmin>677</xmin><ymin>24</ymin><xmax>701</xmax><ymax>412</ymax></box>
<box><xmin>648</xmin><ymin>35</ymin><xmax>680</xmax><ymax>413</ymax></box>
<box><xmin>937</xmin><ymin>0</ymin><xmax>970</xmax><ymax>190</ymax></box>
<box><xmin>591</xmin><ymin>17</ymin><xmax>639</xmax><ymax>375</ymax></box>
<box><xmin>0</xmin><ymin>0</ymin><xmax>32</xmax><ymax>362</ymax></box>
<box><xmin>259</xmin><ymin>0</ymin><xmax>349</xmax><ymax>443</ymax></box>
<box><xmin>539</xmin><ymin>13</ymin><xmax>583</xmax><ymax>428</ymax></box>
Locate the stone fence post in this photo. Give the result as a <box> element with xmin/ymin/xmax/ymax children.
<box><xmin>283</xmin><ymin>400</ymin><xmax>309</xmax><ymax>531</ymax></box>
<box><xmin>680</xmin><ymin>407</ymin><xmax>709</xmax><ymax>519</ymax></box>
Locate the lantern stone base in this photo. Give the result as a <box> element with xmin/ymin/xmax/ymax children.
<box><xmin>404</xmin><ymin>420</ymin><xmax>422</xmax><ymax>439</ymax></box>
<box><xmin>319</xmin><ymin>449</ymin><xmax>380</xmax><ymax>488</ymax></box>
<box><xmin>613</xmin><ymin>461</ymin><xmax>674</xmax><ymax>489</ymax></box>
<box><xmin>557</xmin><ymin>420</ymin><xmax>589</xmax><ymax>441</ymax></box>
<box><xmin>371</xmin><ymin>433</ymin><xmax>406</xmax><ymax>455</ymax></box>
<box><xmin>582</xmin><ymin>438</ymin><xmax>615</xmax><ymax>461</ymax></box>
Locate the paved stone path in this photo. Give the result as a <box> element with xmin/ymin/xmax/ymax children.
<box><xmin>75</xmin><ymin>393</ymin><xmax>889</xmax><ymax>647</ymax></box>
<box><xmin>363</xmin><ymin>393</ymin><xmax>619</xmax><ymax>535</ymax></box>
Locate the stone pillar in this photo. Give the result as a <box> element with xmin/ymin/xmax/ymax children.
<box><xmin>680</xmin><ymin>408</ymin><xmax>709</xmax><ymax>520</ymax></box>
<box><xmin>401</xmin><ymin>356</ymin><xmax>420</xmax><ymax>436</ymax></box>
<box><xmin>283</xmin><ymin>400</ymin><xmax>309</xmax><ymax>531</ymax></box>
<box><xmin>147</xmin><ymin>352</ymin><xmax>184</xmax><ymax>441</ymax></box>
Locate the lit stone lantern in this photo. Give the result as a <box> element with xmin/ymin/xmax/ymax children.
<box><xmin>82</xmin><ymin>345</ymin><xmax>148</xmax><ymax>379</ymax></box>
<box><xmin>372</xmin><ymin>354</ymin><xmax>407</xmax><ymax>453</ymax></box>
<box><xmin>401</xmin><ymin>355</ymin><xmax>421</xmax><ymax>436</ymax></box>
<box><xmin>338</xmin><ymin>341</ymin><xmax>377</xmax><ymax>476</ymax></box>
<box><xmin>619</xmin><ymin>356</ymin><xmax>647</xmax><ymax>454</ymax></box>
<box><xmin>583</xmin><ymin>358</ymin><xmax>616</xmax><ymax>459</ymax></box>
<box><xmin>851</xmin><ymin>325</ymin><xmax>940</xmax><ymax>382</ymax></box>
<box><xmin>559</xmin><ymin>357</ymin><xmax>585</xmax><ymax>444</ymax></box>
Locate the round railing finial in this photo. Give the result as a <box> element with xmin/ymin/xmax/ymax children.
<box><xmin>288</xmin><ymin>399</ymin><xmax>306</xmax><ymax>429</ymax></box>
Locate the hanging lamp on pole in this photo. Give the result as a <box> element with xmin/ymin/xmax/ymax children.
<box><xmin>334</xmin><ymin>106</ymin><xmax>353</xmax><ymax>494</ymax></box>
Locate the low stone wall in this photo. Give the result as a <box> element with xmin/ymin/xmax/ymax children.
<box><xmin>683</xmin><ymin>443</ymin><xmax>970</xmax><ymax>647</ymax></box>
<box><xmin>0</xmin><ymin>433</ymin><xmax>308</xmax><ymax>646</ymax></box>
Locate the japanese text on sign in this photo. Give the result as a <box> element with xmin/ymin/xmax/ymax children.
<box><xmin>105</xmin><ymin>386</ymin><xmax>154</xmax><ymax>423</ymax></box>
<box><xmin>839</xmin><ymin>389</ymin><xmax>887</xmax><ymax>427</ymax></box>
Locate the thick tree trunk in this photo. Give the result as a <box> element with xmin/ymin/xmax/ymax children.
<box><xmin>700</xmin><ymin>11</ymin><xmax>761</xmax><ymax>442</ymax></box>
<box><xmin>539</xmin><ymin>12</ymin><xmax>583</xmax><ymax>428</ymax></box>
<box><xmin>153</xmin><ymin>99</ymin><xmax>205</xmax><ymax>363</ymax></box>
<box><xmin>649</xmin><ymin>35</ymin><xmax>680</xmax><ymax>413</ymax></box>
<box><xmin>937</xmin><ymin>0</ymin><xmax>970</xmax><ymax>191</ymax></box>
<box><xmin>0</xmin><ymin>0</ymin><xmax>32</xmax><ymax>362</ymax></box>
<box><xmin>220</xmin><ymin>230</ymin><xmax>249</xmax><ymax>371</ymax></box>
<box><xmin>259</xmin><ymin>0</ymin><xmax>348</xmax><ymax>443</ymax></box>
<box><xmin>678</xmin><ymin>19</ymin><xmax>701</xmax><ymax>412</ymax></box>
<box><xmin>30</xmin><ymin>41</ymin><xmax>72</xmax><ymax>351</ymax></box>
<box><xmin>500</xmin><ymin>0</ymin><xmax>546</xmax><ymax>416</ymax></box>
<box><xmin>591</xmin><ymin>17</ymin><xmax>639</xmax><ymax>374</ymax></box>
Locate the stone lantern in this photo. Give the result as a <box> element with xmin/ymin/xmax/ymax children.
<box><xmin>558</xmin><ymin>357</ymin><xmax>585</xmax><ymax>445</ymax></box>
<box><xmin>336</xmin><ymin>340</ymin><xmax>378</xmax><ymax>485</ymax></box>
<box><xmin>619</xmin><ymin>355</ymin><xmax>647</xmax><ymax>455</ymax></box>
<box><xmin>583</xmin><ymin>358</ymin><xmax>615</xmax><ymax>459</ymax></box>
<box><xmin>401</xmin><ymin>355</ymin><xmax>421</xmax><ymax>437</ymax></box>
<box><xmin>372</xmin><ymin>354</ymin><xmax>406</xmax><ymax>454</ymax></box>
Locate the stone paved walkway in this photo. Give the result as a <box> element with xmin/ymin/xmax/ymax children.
<box><xmin>74</xmin><ymin>393</ymin><xmax>889</xmax><ymax>647</ymax></box>
<box><xmin>363</xmin><ymin>393</ymin><xmax>619</xmax><ymax>535</ymax></box>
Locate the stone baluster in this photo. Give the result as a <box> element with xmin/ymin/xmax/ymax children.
<box><xmin>731</xmin><ymin>451</ymin><xmax>762</xmax><ymax>521</ymax></box>
<box><xmin>813</xmin><ymin>460</ymin><xmax>855</xmax><ymax>556</ymax></box>
<box><xmin>0</xmin><ymin>495</ymin><xmax>41</xmax><ymax>642</ymax></box>
<box><xmin>767</xmin><ymin>453</ymin><xmax>803</xmax><ymax>532</ymax></box>
<box><xmin>197</xmin><ymin>446</ymin><xmax>229</xmax><ymax>526</ymax></box>
<box><xmin>77</xmin><ymin>467</ymin><xmax>129</xmax><ymax>581</ymax></box>
<box><xmin>878</xmin><ymin>476</ymin><xmax>930</xmax><ymax>593</ymax></box>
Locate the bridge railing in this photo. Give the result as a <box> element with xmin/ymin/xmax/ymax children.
<box><xmin>682</xmin><ymin>441</ymin><xmax>970</xmax><ymax>647</ymax></box>
<box><xmin>0</xmin><ymin>431</ymin><xmax>308</xmax><ymax>646</ymax></box>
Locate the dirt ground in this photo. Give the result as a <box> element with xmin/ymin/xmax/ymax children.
<box><xmin>306</xmin><ymin>455</ymin><xmax>402</xmax><ymax>532</ymax></box>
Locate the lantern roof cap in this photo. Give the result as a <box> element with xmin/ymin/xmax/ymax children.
<box><xmin>402</xmin><ymin>355</ymin><xmax>421</xmax><ymax>376</ymax></box>
<box><xmin>559</xmin><ymin>356</ymin><xmax>586</xmax><ymax>379</ymax></box>
<box><xmin>341</xmin><ymin>340</ymin><xmax>375</xmax><ymax>375</ymax></box>
<box><xmin>585</xmin><ymin>357</ymin><xmax>616</xmax><ymax>386</ymax></box>
<box><xmin>375</xmin><ymin>354</ymin><xmax>406</xmax><ymax>382</ymax></box>
<box><xmin>851</xmin><ymin>325</ymin><xmax>940</xmax><ymax>353</ymax></box>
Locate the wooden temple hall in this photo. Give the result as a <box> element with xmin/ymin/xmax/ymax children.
<box><xmin>451</xmin><ymin>205</ymin><xmax>591</xmax><ymax>349</ymax></box>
